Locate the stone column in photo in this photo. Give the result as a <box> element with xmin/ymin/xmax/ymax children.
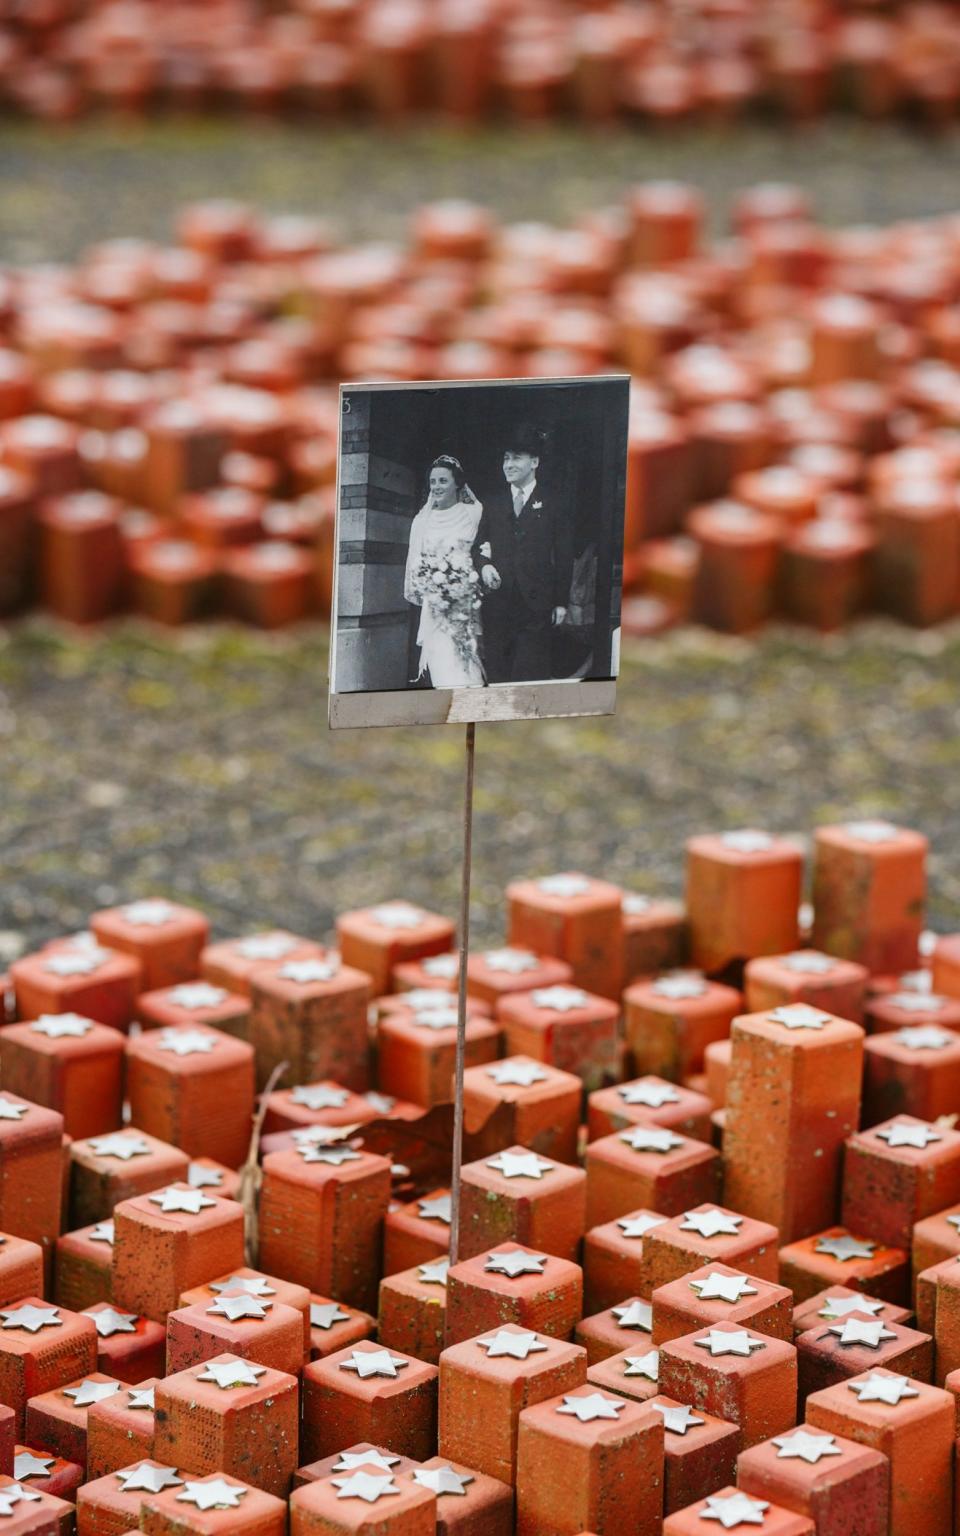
<box><xmin>333</xmin><ymin>390</ymin><xmax>417</xmax><ymax>693</ymax></box>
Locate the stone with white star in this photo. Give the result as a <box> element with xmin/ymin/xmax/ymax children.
<box><xmin>477</xmin><ymin>1328</ymin><xmax>548</xmax><ymax>1360</ymax></box>
<box><xmin>417</xmin><ymin>1193</ymin><xmax>452</xmax><ymax>1224</ymax></box>
<box><xmin>188</xmin><ymin>1163</ymin><xmax>224</xmax><ymax>1188</ymax></box>
<box><xmin>368</xmin><ymin>903</ymin><xmax>425</xmax><ymax>929</ymax></box>
<box><xmin>13</xmin><ymin>1453</ymin><xmax>53</xmax><ymax>1481</ymax></box>
<box><xmin>652</xmin><ymin>973</ymin><xmax>708</xmax><ymax>1000</ymax></box>
<box><xmin>331</xmin><ymin>1472</ymin><xmax>398</xmax><ymax>1504</ymax></box>
<box><xmin>612</xmin><ymin>1300</ymin><xmax>653</xmax><ymax>1331</ymax></box>
<box><xmin>177</xmin><ymin>1479</ymin><xmax>246</xmax><ymax>1511</ymax></box>
<box><xmin>699</xmin><ymin>1491</ymin><xmax>770</xmax><ymax>1528</ymax></box>
<box><xmin>333</xmin><ymin>1450</ymin><xmax>399</xmax><ymax>1473</ymax></box>
<box><xmin>484</xmin><ymin>1248</ymin><xmax>547</xmax><ymax>1278</ymax></box>
<box><xmin>210</xmin><ymin>1275</ymin><xmax>276</xmax><ymax>1298</ymax></box>
<box><xmin>815</xmin><ymin>1233</ymin><xmax>876</xmax><ymax>1262</ymax></box>
<box><xmin>87</xmin><ymin>1132</ymin><xmax>151</xmax><ymax>1161</ymax></box>
<box><xmin>896</xmin><ymin>1025</ymin><xmax>955</xmax><ymax>1050</ymax></box>
<box><xmin>127</xmin><ymin>1385</ymin><xmax>155</xmax><ymax>1409</ymax></box>
<box><xmin>0</xmin><ymin>1485</ymin><xmax>42</xmax><ymax>1517</ymax></box>
<box><xmin>719</xmin><ymin>830</ymin><xmax>774</xmax><ymax>853</ymax></box>
<box><xmin>116</xmin><ymin>1463</ymin><xmax>183</xmax><ymax>1493</ymax></box>
<box><xmin>485</xmin><ymin>1059</ymin><xmax>549</xmax><ymax>1087</ymax></box>
<box><xmin>483</xmin><ymin>948</ymin><xmax>538</xmax><ymax>974</ymax></box>
<box><xmin>63</xmin><ymin>1378</ymin><xmax>121</xmax><ymax>1407</ymax></box>
<box><xmin>234</xmin><ymin>933</ymin><xmax>299</xmax><ymax>961</ymax></box>
<box><xmin>197</xmin><ymin>1359</ymin><xmax>266</xmax><ymax>1389</ymax></box>
<box><xmin>530</xmin><ymin>986</ymin><xmax>589</xmax><ymax>1013</ymax></box>
<box><xmin>418</xmin><ymin>1258</ymin><xmax>450</xmax><ymax>1287</ymax></box>
<box><xmin>618</xmin><ymin>1213</ymin><xmax>667</xmax><ymax>1240</ymax></box>
<box><xmin>651</xmin><ymin>1401</ymin><xmax>704</xmax><ymax>1435</ymax></box>
<box><xmin>298</xmin><ymin>1144</ymin><xmax>362</xmax><ymax>1166</ymax></box>
<box><xmin>782</xmin><ymin>951</ymin><xmax>834</xmax><ymax>974</ymax></box>
<box><xmin>89</xmin><ymin>1220</ymin><xmax>114</xmax><ymax>1243</ymax></box>
<box><xmin>340</xmin><ymin>1348</ymin><xmax>409</xmax><ymax>1379</ymax></box>
<box><xmin>623</xmin><ymin>894</ymin><xmax>653</xmax><ymax>915</ymax></box>
<box><xmin>279</xmin><ymin>958</ymin><xmax>341</xmax><ymax>985</ymax></box>
<box><xmin>690</xmin><ymin>1271</ymin><xmax>758</xmax><ymax>1304</ymax></box>
<box><xmin>364</xmin><ymin>1091</ymin><xmax>396</xmax><ymax>1114</ymax></box>
<box><xmin>413</xmin><ymin>1465</ymin><xmax>474</xmax><ymax>1497</ymax></box>
<box><xmin>0</xmin><ymin>1304</ymin><xmax>61</xmax><ymax>1333</ymax></box>
<box><xmin>43</xmin><ymin>950</ymin><xmax>108</xmax><ymax>976</ymax></box>
<box><xmin>410</xmin><ymin>1006</ymin><xmax>459</xmax><ymax>1031</ymax></box>
<box><xmin>310</xmin><ymin>1301</ymin><xmax>350</xmax><ymax>1329</ymax></box>
<box><xmin>618</xmin><ymin>1079</ymin><xmax>681</xmax><ymax>1108</ymax></box>
<box><xmin>620</xmin><ymin>1125</ymin><xmax>685</xmax><ymax>1155</ymax></box>
<box><xmin>120</xmin><ymin>900</ymin><xmax>178</xmax><ymax>927</ymax></box>
<box><xmin>845</xmin><ymin>820</ymin><xmax>899</xmax><ymax>844</ymax></box>
<box><xmin>556</xmin><ymin>1391</ymin><xmax>623</xmax><ymax>1422</ymax></box>
<box><xmin>421</xmin><ymin>954</ymin><xmax>459</xmax><ymax>978</ymax></box>
<box><xmin>148</xmin><ymin>1186</ymin><xmax>216</xmax><ymax>1214</ymax></box>
<box><xmin>772</xmin><ymin>1429</ymin><xmax>842</xmax><ymax>1464</ymax></box>
<box><xmin>827</xmin><ymin>1318</ymin><xmax>897</xmax><ymax>1348</ymax></box>
<box><xmin>623</xmin><ymin>1350</ymin><xmax>659</xmax><ymax>1380</ymax></box>
<box><xmin>0</xmin><ymin>1096</ymin><xmax>28</xmax><ymax>1121</ymax></box>
<box><xmin>207</xmin><ymin>1293</ymin><xmax>271</xmax><ymax>1322</ymax></box>
<box><xmin>695</xmin><ymin>1328</ymin><xmax>765</xmax><ymax>1357</ymax></box>
<box><xmin>165</xmin><ymin>983</ymin><xmax>227</xmax><ymax>1010</ymax></box>
<box><xmin>154</xmin><ymin>1028</ymin><xmax>218</xmax><ymax>1057</ymax></box>
<box><xmin>290</xmin><ymin>1083</ymin><xmax>350</xmax><ymax>1111</ymax></box>
<box><xmin>90</xmin><ymin>1307</ymin><xmax>138</xmax><ymax>1337</ymax></box>
<box><xmin>486</xmin><ymin>1150</ymin><xmax>554</xmax><ymax>1180</ymax></box>
<box><xmin>848</xmin><ymin>1371</ymin><xmax>919</xmax><ymax>1405</ymax></box>
<box><xmin>291</xmin><ymin>1125</ymin><xmax>346</xmax><ymax>1147</ymax></box>
<box><xmin>876</xmin><ymin>1120</ymin><xmax>941</xmax><ymax>1150</ymax></box>
<box><xmin>818</xmin><ymin>1294</ymin><xmax>885</xmax><ymax>1320</ymax></box>
<box><xmin>536</xmin><ymin>874</ymin><xmax>591</xmax><ymax>899</ymax></box>
<box><xmin>681</xmin><ymin>1208</ymin><xmax>743</xmax><ymax>1239</ymax></box>
<box><xmin>767</xmin><ymin>1003</ymin><xmax>832</xmax><ymax>1031</ymax></box>
<box><xmin>30</xmin><ymin>1012</ymin><xmax>93</xmax><ymax>1039</ymax></box>
<box><xmin>887</xmin><ymin>991</ymin><xmax>946</xmax><ymax>1014</ymax></box>
<box><xmin>394</xmin><ymin>990</ymin><xmax>443</xmax><ymax>1011</ymax></box>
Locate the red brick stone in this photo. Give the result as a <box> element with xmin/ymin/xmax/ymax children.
<box><xmin>0</xmin><ymin>1409</ymin><xmax>12</xmax><ymax>1476</ymax></box>
<box><xmin>69</xmin><ymin>1129</ymin><xmax>189</xmax><ymax>1229</ymax></box>
<box><xmin>0</xmin><ymin>1096</ymin><xmax>64</xmax><ymax>1269</ymax></box>
<box><xmin>134</xmin><ymin>984</ymin><xmax>250</xmax><ymax>1045</ymax></box>
<box><xmin>445</xmin><ymin>1244</ymin><xmax>582</xmax><ymax>1345</ymax></box>
<box><xmin>249</xmin><ymin>956</ymin><xmax>371</xmax><ymax>1092</ymax></box>
<box><xmin>864</xmin><ymin>988</ymin><xmax>960</xmax><ymax>1035</ymax></box>
<box><xmin>290</xmin><ymin>1469</ymin><xmax>435</xmax><ymax>1536</ymax></box>
<box><xmin>495</xmin><ymin>986</ymin><xmax>620</xmax><ymax>1092</ymax></box>
<box><xmin>308</xmin><ymin>1297</ymin><xmax>376</xmax><ymax>1362</ymax></box>
<box><xmin>863</xmin><ymin>1026</ymin><xmax>960</xmax><ymax>1124</ymax></box>
<box><xmin>293</xmin><ymin>1445</ymin><xmax>417</xmax><ymax>1487</ymax></box>
<box><xmin>0</xmin><ymin>1475</ymin><xmax>74</xmax><ymax>1536</ymax></box>
<box><xmin>842</xmin><ymin>1115</ymin><xmax>960</xmax><ymax>1250</ymax></box>
<box><xmin>652</xmin><ymin>1264</ymin><xmax>794</xmax><ymax>1346</ymax></box>
<box><xmin>13</xmin><ymin>1447</ymin><xmax>81</xmax><ymax>1506</ymax></box>
<box><xmin>658</xmin><ymin>1324</ymin><xmax>798</xmax><ymax>1449</ymax></box>
<box><xmin>0</xmin><ymin>1300</ymin><xmax>98</xmax><ymax>1437</ymax></box>
<box><xmin>301</xmin><ymin>1341</ymin><xmax>438</xmax><ymax>1464</ymax></box>
<box><xmin>505</xmin><ymin>874</ymin><xmax>624</xmax><ymax>1001</ymax></box>
<box><xmin>582</xmin><ymin>1211</ymin><xmax>668</xmax><ymax>1312</ymax></box>
<box><xmin>86</xmin><ymin>1380</ymin><xmax>158</xmax><ymax>1479</ymax></box>
<box><xmin>336</xmin><ymin>904</ymin><xmax>454</xmax><ymax>998</ymax></box>
<box><xmin>576</xmin><ymin>1303</ymin><xmax>654</xmax><ymax>1367</ymax></box>
<box><xmin>586</xmin><ymin>1078</ymin><xmax>713</xmax><ymax>1144</ymax></box>
<box><xmin>623</xmin><ymin>975</ymin><xmax>741</xmax><ymax>1082</ymax></box>
<box><xmin>0</xmin><ymin>1235</ymin><xmax>45</xmax><ymax>1310</ymax></box>
<box><xmin>643</xmin><ymin>1206</ymin><xmax>780</xmax><ymax>1293</ymax></box>
<box><xmin>585</xmin><ymin>1127</ymin><xmax>720</xmax><ymax>1226</ymax></box>
<box><xmin>153</xmin><ymin>1354</ymin><xmax>299</xmax><ymax>1496</ymax></box>
<box><xmin>737</xmin><ymin>1427</ymin><xmax>888</xmax><ymax>1536</ymax></box>
<box><xmin>112</xmin><ymin>1185</ymin><xmax>245</xmax><ymax>1323</ymax></box>
<box><xmin>25</xmin><ymin>1371</ymin><xmax>122</xmax><ymax>1467</ymax></box>
<box><xmin>413</xmin><ymin>1455</ymin><xmax>512</xmax><ymax>1536</ymax></box>
<box><xmin>812</xmin><ymin>822</ymin><xmax>927</xmax><ymax>975</ymax></box>
<box><xmin>77</xmin><ymin>1459</ymin><xmax>184</xmax><ymax>1536</ymax></box>
<box><xmin>778</xmin><ymin>1229</ymin><xmax>909</xmax><ymax>1307</ymax></box>
<box><xmin>11</xmin><ymin>947</ymin><xmax>140</xmax><ymax>1033</ymax></box>
<box><xmin>0</xmin><ymin>1018</ymin><xmax>124</xmax><ymax>1140</ymax></box>
<box><xmin>647</xmin><ymin>1394</ymin><xmax>740</xmax><ymax>1514</ymax></box>
<box><xmin>377</xmin><ymin>1006</ymin><xmax>499</xmax><ymax>1109</ymax></box>
<box><xmin>178</xmin><ymin>1268</ymin><xmax>311</xmax><ymax>1359</ymax></box>
<box><xmin>743</xmin><ymin>950</ymin><xmax>868</xmax><ymax>1025</ymax></box>
<box><xmin>664</xmin><ymin>1487</ymin><xmax>813</xmax><ymax>1534</ymax></box>
<box><xmin>165</xmin><ymin>1297</ymin><xmax>304</xmax><ymax>1378</ymax></box>
<box><xmin>439</xmin><ymin>1325</ymin><xmax>587</xmax><ymax>1484</ymax></box>
<box><xmin>260</xmin><ymin>1084</ymin><xmax>380</xmax><ymax>1139</ymax></box>
<box><xmin>457</xmin><ymin>1145</ymin><xmax>586</xmax><ymax>1262</ymax></box>
<box><xmin>141</xmin><ymin>1473</ymin><xmax>286</xmax><ymax>1536</ymax></box>
<box><xmin>200</xmin><ymin>932</ymin><xmax>322</xmax><ymax>1000</ymax></box>
<box><xmin>912</xmin><ymin>1202</ymin><xmax>960</xmax><ymax>1277</ymax></box>
<box><xmin>461</xmin><ymin>1056</ymin><xmax>581</xmax><ymax>1164</ymax></box>
<box><xmin>621</xmin><ymin>896</ymin><xmax>688</xmax><ymax>988</ymax></box>
<box><xmin>54</xmin><ymin>1223</ymin><xmax>114</xmax><ymax>1312</ymax></box>
<box><xmin>465</xmin><ymin>947</ymin><xmax>573</xmax><ymax>1009</ymax></box>
<box><xmin>90</xmin><ymin>903</ymin><xmax>209</xmax><ymax>992</ymax></box>
<box><xmin>378</xmin><ymin>1265</ymin><xmax>447</xmax><ymax>1366</ymax></box>
<box><xmin>796</xmin><ymin>1313</ymin><xmax>932</xmax><ymax>1401</ymax></box>
<box><xmin>125</xmin><ymin>1024</ymin><xmax>255</xmax><ymax>1169</ymax></box>
<box><xmin>685</xmin><ymin>831</ymin><xmax>803</xmax><ymax>973</ymax></box>
<box><xmin>791</xmin><ymin>1288</ymin><xmax>910</xmax><ymax>1341</ymax></box>
<box><xmin>83</xmin><ymin>1304</ymin><xmax>165</xmax><ymax>1384</ymax></box>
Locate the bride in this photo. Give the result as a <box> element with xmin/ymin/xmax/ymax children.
<box><xmin>404</xmin><ymin>454</ymin><xmax>484</xmax><ymax>687</ymax></box>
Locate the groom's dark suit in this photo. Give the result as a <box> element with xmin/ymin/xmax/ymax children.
<box><xmin>472</xmin><ymin>481</ymin><xmax>575</xmax><ymax>683</ymax></box>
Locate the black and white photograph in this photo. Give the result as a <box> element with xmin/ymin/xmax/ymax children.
<box><xmin>328</xmin><ymin>375</ymin><xmax>629</xmax><ymax>728</ymax></box>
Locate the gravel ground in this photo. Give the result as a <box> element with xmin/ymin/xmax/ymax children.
<box><xmin>2</xmin><ymin>617</ymin><xmax>960</xmax><ymax>962</ymax></box>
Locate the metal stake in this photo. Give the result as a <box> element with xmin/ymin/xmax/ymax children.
<box><xmin>448</xmin><ymin>720</ymin><xmax>476</xmax><ymax>1268</ymax></box>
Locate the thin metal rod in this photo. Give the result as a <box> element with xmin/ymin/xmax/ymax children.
<box><xmin>448</xmin><ymin>720</ymin><xmax>476</xmax><ymax>1268</ymax></box>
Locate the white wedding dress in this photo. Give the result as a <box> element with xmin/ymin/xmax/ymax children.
<box><xmin>404</xmin><ymin>498</ymin><xmax>484</xmax><ymax>687</ymax></box>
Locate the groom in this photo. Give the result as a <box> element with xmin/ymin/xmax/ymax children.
<box><xmin>472</xmin><ymin>422</ymin><xmax>574</xmax><ymax>684</ymax></box>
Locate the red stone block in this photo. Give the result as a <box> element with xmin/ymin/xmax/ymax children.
<box><xmin>689</xmin><ymin>502</ymin><xmax>782</xmax><ymax>634</ymax></box>
<box><xmin>301</xmin><ymin>1341</ymin><xmax>438</xmax><ymax>1464</ymax></box>
<box><xmin>665</xmin><ymin>1488</ymin><xmax>813</xmax><ymax>1534</ymax></box>
<box><xmin>223</xmin><ymin>543</ymin><xmax>317</xmax><ymax>628</ymax></box>
<box><xmin>863</xmin><ymin>1025</ymin><xmax>960</xmax><ymax>1124</ymax></box>
<box><xmin>505</xmin><ymin>875</ymin><xmax>624</xmax><ymax>1001</ymax></box>
<box><xmin>445</xmin><ymin>1244</ymin><xmax>582</xmax><ymax>1345</ymax></box>
<box><xmin>249</xmin><ymin>955</ymin><xmax>371</xmax><ymax>1092</ymax></box>
<box><xmin>582</xmin><ymin>1211</ymin><xmax>668</xmax><ymax>1312</ymax></box>
<box><xmin>391</xmin><ymin>953</ymin><xmax>461</xmax><ymax>994</ymax></box>
<box><xmin>184</xmin><ymin>1161</ymin><xmax>240</xmax><ymax>1201</ymax></box>
<box><xmin>723</xmin><ymin>1006</ymin><xmax>864</xmax><ymax>1243</ymax></box>
<box><xmin>439</xmin><ymin>1325</ymin><xmax>587</xmax><ymax>1484</ymax></box>
<box><xmin>2</xmin><ymin>417</ymin><xmax>80</xmax><ymax>501</ymax></box>
<box><xmin>630</xmin><ymin>181</ymin><xmax>702</xmax><ymax>266</ymax></box>
<box><xmin>796</xmin><ymin>1313</ymin><xmax>931</xmax><ymax>1401</ymax></box>
<box><xmin>515</xmin><ymin>1385</ymin><xmax>664</xmax><ymax>1536</ymax></box>
<box><xmin>659</xmin><ymin>1324</ymin><xmax>798</xmax><ymax>1449</ymax></box>
<box><xmin>153</xmin><ymin>1354</ymin><xmax>298</xmax><ymax>1496</ymax></box>
<box><xmin>643</xmin><ymin>1206</ymin><xmax>781</xmax><ymax>1293</ymax></box>
<box><xmin>778</xmin><ymin>1229</ymin><xmax>909</xmax><ymax>1306</ymax></box>
<box><xmin>85</xmin><ymin>1379</ymin><xmax>158</xmax><ymax>1479</ymax></box>
<box><xmin>737</xmin><ymin>1427</ymin><xmax>888</xmax><ymax>1536</ymax></box>
<box><xmin>141</xmin><ymin>402</ymin><xmax>224</xmax><ymax>516</ymax></box>
<box><xmin>90</xmin><ymin>903</ymin><xmax>209</xmax><ymax>993</ymax></box>
<box><xmin>11</xmin><ymin>947</ymin><xmax>140</xmax><ymax>1034</ymax></box>
<box><xmin>112</xmin><ymin>1184</ymin><xmax>245</xmax><ymax>1323</ymax></box>
<box><xmin>377</xmin><ymin>1005</ymin><xmax>498</xmax><ymax>1109</ymax></box>
<box><xmin>912</xmin><ymin>1202</ymin><xmax>960</xmax><ymax>1278</ymax></box>
<box><xmin>165</xmin><ymin>1297</ymin><xmax>304</xmax><ymax>1378</ymax></box>
<box><xmin>293</xmin><ymin>1445</ymin><xmax>417</xmax><ymax>1488</ymax></box>
<box><xmin>83</xmin><ymin>1304</ymin><xmax>165</xmax><ymax>1384</ymax></box>
<box><xmin>125</xmin><ymin>1024</ymin><xmax>255</xmax><ymax>1169</ymax></box>
<box><xmin>743</xmin><ymin>950</ymin><xmax>867</xmax><ymax>1024</ymax></box>
<box><xmin>25</xmin><ymin>1371</ymin><xmax>122</xmax><ymax>1467</ymax></box>
<box><xmin>378</xmin><ymin>1264</ymin><xmax>447</xmax><ymax>1366</ymax></box>
<box><xmin>335</xmin><ymin>903</ymin><xmax>454</xmax><ymax>998</ymax></box>
<box><xmin>260</xmin><ymin>1082</ymin><xmax>379</xmax><ymax>1139</ymax></box>
<box><xmin>461</xmin><ymin>1056</ymin><xmax>582</xmax><ymax>1164</ymax></box>
<box><xmin>0</xmin><ymin>1016</ymin><xmax>124</xmax><ymax>1140</ymax></box>
<box><xmin>652</xmin><ymin>1264</ymin><xmax>794</xmax><ymax>1347</ymax></box>
<box><xmin>141</xmin><ymin>1473</ymin><xmax>286</xmax><ymax>1536</ymax></box>
<box><xmin>932</xmin><ymin>934</ymin><xmax>960</xmax><ymax>999</ymax></box>
<box><xmin>178</xmin><ymin>1268</ymin><xmax>311</xmax><ymax>1359</ymax></box>
<box><xmin>587</xmin><ymin>1078</ymin><xmax>713</xmax><ymax>1144</ymax></box>
<box><xmin>200</xmin><ymin>932</ymin><xmax>322</xmax><ymax>999</ymax></box>
<box><xmin>0</xmin><ymin>1095</ymin><xmax>64</xmax><ymax>1271</ymax></box>
<box><xmin>135</xmin><ymin>982</ymin><xmax>250</xmax><ymax>1043</ymax></box>
<box><xmin>807</xmin><ymin>1368</ymin><xmax>954</xmax><ymax>1536</ymax></box>
<box><xmin>13</xmin><ymin>1447</ymin><xmax>81</xmax><ymax>1506</ymax></box>
<box><xmin>585</xmin><ymin>1127</ymin><xmax>720</xmax><ymax>1226</ymax></box>
<box><xmin>842</xmin><ymin>1115</ymin><xmax>960</xmax><ymax>1250</ymax></box>
<box><xmin>496</xmin><ymin>986</ymin><xmax>619</xmax><ymax>1092</ymax></box>
<box><xmin>177</xmin><ymin>487</ymin><xmax>263</xmax><ymax>551</ymax></box>
<box><xmin>685</xmin><ymin>831</ymin><xmax>803</xmax><ymax>974</ymax></box>
<box><xmin>0</xmin><ymin>1475</ymin><xmax>74</xmax><ymax>1536</ymax></box>
<box><xmin>623</xmin><ymin>974</ymin><xmax>741</xmax><ymax>1082</ymax></box>
<box><xmin>864</xmin><ymin>988</ymin><xmax>960</xmax><ymax>1035</ymax></box>
<box><xmin>128</xmin><ymin>541</ymin><xmax>220</xmax><ymax>625</ymax></box>
<box><xmin>37</xmin><ymin>493</ymin><xmax>125</xmax><ymax>624</ymax></box>
<box><xmin>464</xmin><ymin>947</ymin><xmax>572</xmax><ymax>1009</ymax></box>
<box><xmin>258</xmin><ymin>1145</ymin><xmax>392</xmax><ymax>1314</ymax></box>
<box><xmin>457</xmin><ymin>1145</ymin><xmax>586</xmax><ymax>1262</ymax></box>
<box><xmin>704</xmin><ymin>1040</ymin><xmax>731</xmax><ymax>1107</ymax></box>
<box><xmin>77</xmin><ymin>1459</ymin><xmax>185</xmax><ymax>1536</ymax></box>
<box><xmin>0</xmin><ymin>1236</ymin><xmax>45</xmax><ymax>1310</ymax></box>
<box><xmin>0</xmin><ymin>468</ymin><xmax>34</xmax><ymax>619</ymax></box>
<box><xmin>412</xmin><ymin>1455</ymin><xmax>512</xmax><ymax>1536</ymax></box>
<box><xmin>383</xmin><ymin>1191</ymin><xmax>450</xmax><ymax>1276</ymax></box>
<box><xmin>308</xmin><ymin>1297</ymin><xmax>375</xmax><ymax>1362</ymax></box>
<box><xmin>812</xmin><ymin>821</ymin><xmax>927</xmax><ymax>975</ymax></box>
<box><xmin>290</xmin><ymin>1469</ymin><xmax>435</xmax><ymax>1536</ymax></box>
<box><xmin>791</xmin><ymin>1288</ymin><xmax>910</xmax><ymax>1341</ymax></box>
<box><xmin>54</xmin><ymin>1221</ymin><xmax>114</xmax><ymax>1311</ymax></box>
<box><xmin>780</xmin><ymin>520</ymin><xmax>876</xmax><ymax>632</ymax></box>
<box><xmin>646</xmin><ymin>1394</ymin><xmax>740</xmax><ymax>1514</ymax></box>
<box><xmin>0</xmin><ymin>1408</ymin><xmax>13</xmax><ymax>1476</ymax></box>
<box><xmin>69</xmin><ymin>1129</ymin><xmax>189</xmax><ymax>1228</ymax></box>
<box><xmin>0</xmin><ymin>1300</ymin><xmax>97</xmax><ymax>1437</ymax></box>
<box><xmin>576</xmin><ymin>1303</ymin><xmax>654</xmax><ymax>1368</ymax></box>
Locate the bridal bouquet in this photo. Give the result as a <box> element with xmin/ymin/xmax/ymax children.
<box><xmin>410</xmin><ymin>548</ymin><xmax>482</xmax><ymax>669</ymax></box>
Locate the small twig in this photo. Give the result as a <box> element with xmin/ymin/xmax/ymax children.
<box><xmin>238</xmin><ymin>1060</ymin><xmax>289</xmax><ymax>1267</ymax></box>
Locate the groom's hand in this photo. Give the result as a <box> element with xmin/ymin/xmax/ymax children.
<box><xmin>481</xmin><ymin>564</ymin><xmax>501</xmax><ymax>591</ymax></box>
<box><xmin>552</xmin><ymin>606</ymin><xmax>567</xmax><ymax>625</ymax></box>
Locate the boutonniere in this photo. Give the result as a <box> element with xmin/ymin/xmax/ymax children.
<box><xmin>532</xmin><ymin>501</ymin><xmax>543</xmax><ymax>510</ymax></box>
<box><xmin>479</xmin><ymin>541</ymin><xmax>491</xmax><ymax>558</ymax></box>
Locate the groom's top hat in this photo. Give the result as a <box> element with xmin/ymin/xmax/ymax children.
<box><xmin>503</xmin><ymin>421</ymin><xmax>547</xmax><ymax>456</ymax></box>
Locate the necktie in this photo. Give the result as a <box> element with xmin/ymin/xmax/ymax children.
<box><xmin>512</xmin><ymin>485</ymin><xmax>524</xmax><ymax>516</ymax></box>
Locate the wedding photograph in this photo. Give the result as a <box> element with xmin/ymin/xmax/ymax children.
<box><xmin>328</xmin><ymin>375</ymin><xmax>630</xmax><ymax>728</ymax></box>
